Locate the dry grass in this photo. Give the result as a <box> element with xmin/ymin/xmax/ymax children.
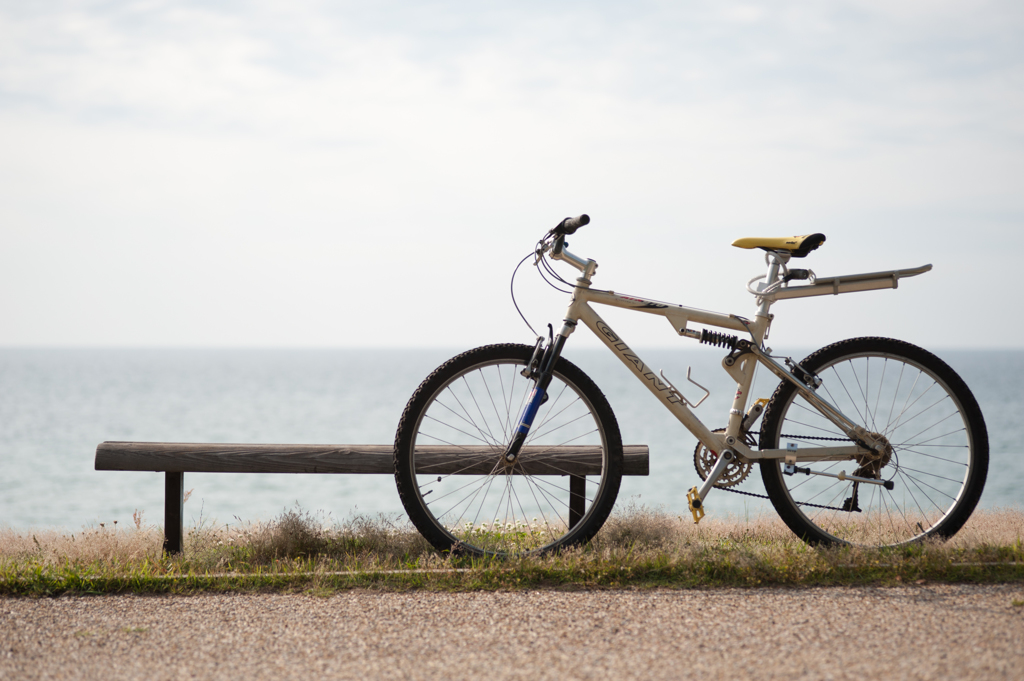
<box><xmin>180</xmin><ymin>508</ymin><xmax>434</xmax><ymax>572</ymax></box>
<box><xmin>0</xmin><ymin>512</ymin><xmax>163</xmax><ymax>568</ymax></box>
<box><xmin>595</xmin><ymin>500</ymin><xmax>800</xmax><ymax>550</ymax></box>
<box><xmin>1</xmin><ymin>504</ymin><xmax>1021</xmax><ymax>595</ymax></box>
<box><xmin>945</xmin><ymin>508</ymin><xmax>1024</xmax><ymax>548</ymax></box>
<box><xmin>601</xmin><ymin>504</ymin><xmax>1024</xmax><ymax>551</ymax></box>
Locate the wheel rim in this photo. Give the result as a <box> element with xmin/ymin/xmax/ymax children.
<box><xmin>407</xmin><ymin>357</ymin><xmax>612</xmax><ymax>555</ymax></box>
<box><xmin>768</xmin><ymin>350</ymin><xmax>976</xmax><ymax>546</ymax></box>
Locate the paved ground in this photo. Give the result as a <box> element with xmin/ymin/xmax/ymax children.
<box><xmin>2</xmin><ymin>585</ymin><xmax>1023</xmax><ymax>680</ymax></box>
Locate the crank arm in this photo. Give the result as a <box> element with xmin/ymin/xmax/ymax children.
<box><xmin>782</xmin><ymin>463</ymin><xmax>895</xmax><ymax>491</ymax></box>
<box><xmin>686</xmin><ymin>447</ymin><xmax>737</xmax><ymax>523</ymax></box>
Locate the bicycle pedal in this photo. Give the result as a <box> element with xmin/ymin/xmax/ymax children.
<box><xmin>686</xmin><ymin>486</ymin><xmax>705</xmax><ymax>524</ymax></box>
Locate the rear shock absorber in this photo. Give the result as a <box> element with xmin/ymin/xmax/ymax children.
<box><xmin>699</xmin><ymin>329</ymin><xmax>739</xmax><ymax>350</ymax></box>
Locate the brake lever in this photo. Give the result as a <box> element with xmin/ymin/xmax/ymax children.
<box><xmin>550</xmin><ymin>235</ymin><xmax>565</xmax><ymax>257</ymax></box>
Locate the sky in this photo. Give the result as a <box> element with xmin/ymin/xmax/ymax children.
<box><xmin>1</xmin><ymin>0</ymin><xmax>1022</xmax><ymax>350</ymax></box>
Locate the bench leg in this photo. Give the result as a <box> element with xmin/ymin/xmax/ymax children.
<box><xmin>164</xmin><ymin>472</ymin><xmax>184</xmax><ymax>555</ymax></box>
<box><xmin>569</xmin><ymin>475</ymin><xmax>585</xmax><ymax>529</ymax></box>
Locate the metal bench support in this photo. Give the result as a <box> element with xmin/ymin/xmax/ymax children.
<box><xmin>164</xmin><ymin>472</ymin><xmax>184</xmax><ymax>555</ymax></box>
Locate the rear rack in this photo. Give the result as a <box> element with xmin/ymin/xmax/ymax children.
<box><xmin>773</xmin><ymin>264</ymin><xmax>932</xmax><ymax>301</ymax></box>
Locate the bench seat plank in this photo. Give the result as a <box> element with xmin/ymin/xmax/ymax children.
<box><xmin>95</xmin><ymin>442</ymin><xmax>650</xmax><ymax>476</ymax></box>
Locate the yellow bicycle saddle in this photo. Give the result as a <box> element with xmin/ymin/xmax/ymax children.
<box><xmin>731</xmin><ymin>233</ymin><xmax>826</xmax><ymax>258</ymax></box>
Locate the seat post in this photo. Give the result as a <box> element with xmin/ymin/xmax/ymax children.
<box><xmin>756</xmin><ymin>251</ymin><xmax>789</xmax><ymax>319</ymax></box>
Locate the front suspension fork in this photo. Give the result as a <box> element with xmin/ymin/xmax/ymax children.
<box><xmin>505</xmin><ymin>327</ymin><xmax>570</xmax><ymax>462</ymax></box>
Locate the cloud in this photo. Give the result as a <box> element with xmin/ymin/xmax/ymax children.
<box><xmin>0</xmin><ymin>1</ymin><xmax>1021</xmax><ymax>347</ymax></box>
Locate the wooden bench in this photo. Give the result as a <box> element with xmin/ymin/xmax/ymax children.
<box><xmin>95</xmin><ymin>442</ymin><xmax>650</xmax><ymax>553</ymax></box>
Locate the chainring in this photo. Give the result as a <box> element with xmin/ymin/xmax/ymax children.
<box><xmin>693</xmin><ymin>427</ymin><xmax>752</xmax><ymax>488</ymax></box>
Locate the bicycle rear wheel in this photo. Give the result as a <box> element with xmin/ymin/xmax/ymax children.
<box><xmin>759</xmin><ymin>337</ymin><xmax>988</xmax><ymax>547</ymax></box>
<box><xmin>394</xmin><ymin>343</ymin><xmax>623</xmax><ymax>556</ymax></box>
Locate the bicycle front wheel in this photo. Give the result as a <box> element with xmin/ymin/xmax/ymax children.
<box><xmin>759</xmin><ymin>337</ymin><xmax>988</xmax><ymax>547</ymax></box>
<box><xmin>394</xmin><ymin>343</ymin><xmax>623</xmax><ymax>556</ymax></box>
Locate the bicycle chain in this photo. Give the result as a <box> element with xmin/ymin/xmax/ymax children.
<box><xmin>715</xmin><ymin>431</ymin><xmax>857</xmax><ymax>512</ymax></box>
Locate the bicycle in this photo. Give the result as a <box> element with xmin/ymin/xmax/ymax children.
<box><xmin>394</xmin><ymin>215</ymin><xmax>988</xmax><ymax>556</ymax></box>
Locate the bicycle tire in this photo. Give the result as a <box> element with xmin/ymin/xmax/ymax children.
<box><xmin>759</xmin><ymin>337</ymin><xmax>988</xmax><ymax>547</ymax></box>
<box><xmin>394</xmin><ymin>343</ymin><xmax>624</xmax><ymax>556</ymax></box>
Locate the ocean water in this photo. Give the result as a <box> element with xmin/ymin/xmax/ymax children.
<box><xmin>1</xmin><ymin>347</ymin><xmax>1020</xmax><ymax>530</ymax></box>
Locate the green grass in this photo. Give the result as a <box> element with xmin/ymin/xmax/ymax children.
<box><xmin>1</xmin><ymin>505</ymin><xmax>1021</xmax><ymax>596</ymax></box>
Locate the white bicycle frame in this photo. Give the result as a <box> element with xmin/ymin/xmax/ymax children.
<box><xmin>547</xmin><ymin>238</ymin><xmax>932</xmax><ymax>507</ymax></box>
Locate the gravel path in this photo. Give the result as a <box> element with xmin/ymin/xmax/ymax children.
<box><xmin>2</xmin><ymin>585</ymin><xmax>1023</xmax><ymax>680</ymax></box>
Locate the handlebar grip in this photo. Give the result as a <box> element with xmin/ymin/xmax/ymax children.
<box><xmin>553</xmin><ymin>214</ymin><xmax>589</xmax><ymax>236</ymax></box>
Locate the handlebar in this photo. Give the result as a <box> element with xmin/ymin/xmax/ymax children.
<box><xmin>551</xmin><ymin>214</ymin><xmax>589</xmax><ymax>236</ymax></box>
<box><xmin>543</xmin><ymin>213</ymin><xmax>597</xmax><ymax>280</ymax></box>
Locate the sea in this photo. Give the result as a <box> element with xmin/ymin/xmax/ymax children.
<box><xmin>1</xmin><ymin>347</ymin><xmax>1021</xmax><ymax>531</ymax></box>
